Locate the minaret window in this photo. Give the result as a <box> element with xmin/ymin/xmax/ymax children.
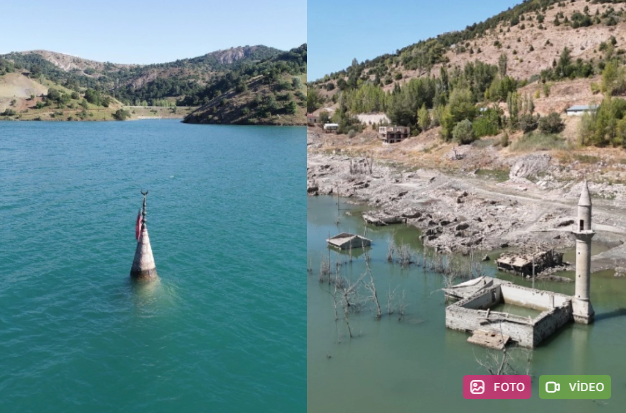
<box><xmin>579</xmin><ymin>220</ymin><xmax>584</xmax><ymax>231</ymax></box>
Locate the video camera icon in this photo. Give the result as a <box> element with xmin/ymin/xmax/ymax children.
<box><xmin>545</xmin><ymin>381</ymin><xmax>560</xmax><ymax>393</ymax></box>
<box><xmin>470</xmin><ymin>380</ymin><xmax>485</xmax><ymax>394</ymax></box>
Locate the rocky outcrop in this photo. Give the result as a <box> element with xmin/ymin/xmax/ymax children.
<box><xmin>509</xmin><ymin>154</ymin><xmax>552</xmax><ymax>179</ymax></box>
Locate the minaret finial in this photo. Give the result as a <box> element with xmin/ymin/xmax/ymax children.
<box><xmin>578</xmin><ymin>180</ymin><xmax>591</xmax><ymax>207</ymax></box>
<box><xmin>140</xmin><ymin>190</ymin><xmax>148</xmax><ymax>227</ymax></box>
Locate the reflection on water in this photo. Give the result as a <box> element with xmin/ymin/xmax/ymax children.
<box><xmin>130</xmin><ymin>277</ymin><xmax>162</xmax><ymax>310</ymax></box>
<box><xmin>308</xmin><ymin>195</ymin><xmax>626</xmax><ymax>413</ymax></box>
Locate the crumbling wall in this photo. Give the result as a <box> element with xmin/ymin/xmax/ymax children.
<box><xmin>501</xmin><ymin>284</ymin><xmax>570</xmax><ymax>310</ymax></box>
<box><xmin>461</xmin><ymin>288</ymin><xmax>500</xmax><ymax>309</ymax></box>
<box><xmin>488</xmin><ymin>319</ymin><xmax>535</xmax><ymax>348</ymax></box>
<box><xmin>445</xmin><ymin>306</ymin><xmax>487</xmax><ymax>332</ymax></box>
<box><xmin>532</xmin><ymin>303</ymin><xmax>573</xmax><ymax>346</ymax></box>
<box><xmin>445</xmin><ymin>283</ymin><xmax>576</xmax><ymax>348</ymax></box>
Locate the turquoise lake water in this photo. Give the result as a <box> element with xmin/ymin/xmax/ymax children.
<box><xmin>0</xmin><ymin>120</ymin><xmax>305</xmax><ymax>412</ymax></box>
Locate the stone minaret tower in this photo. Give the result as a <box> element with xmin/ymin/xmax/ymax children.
<box><xmin>130</xmin><ymin>191</ymin><xmax>158</xmax><ymax>281</ymax></box>
<box><xmin>572</xmin><ymin>181</ymin><xmax>594</xmax><ymax>324</ymax></box>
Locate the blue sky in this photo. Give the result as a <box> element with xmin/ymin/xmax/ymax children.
<box><xmin>0</xmin><ymin>0</ymin><xmax>306</xmax><ymax>64</ymax></box>
<box><xmin>308</xmin><ymin>0</ymin><xmax>523</xmax><ymax>81</ymax></box>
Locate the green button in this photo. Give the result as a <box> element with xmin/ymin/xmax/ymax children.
<box><xmin>539</xmin><ymin>375</ymin><xmax>611</xmax><ymax>399</ymax></box>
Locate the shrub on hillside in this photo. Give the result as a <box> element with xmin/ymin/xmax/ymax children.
<box><xmin>501</xmin><ymin>132</ymin><xmax>509</xmax><ymax>147</ymax></box>
<box><xmin>538</xmin><ymin>112</ymin><xmax>564</xmax><ymax>134</ymax></box>
<box><xmin>472</xmin><ymin>108</ymin><xmax>502</xmax><ymax>137</ymax></box>
<box><xmin>579</xmin><ymin>97</ymin><xmax>626</xmax><ymax>147</ymax></box>
<box><xmin>318</xmin><ymin>110</ymin><xmax>331</xmax><ymax>124</ymax></box>
<box><xmin>519</xmin><ymin>113</ymin><xmax>539</xmax><ymax>133</ymax></box>
<box><xmin>113</xmin><ymin>109</ymin><xmax>131</xmax><ymax>121</ymax></box>
<box><xmin>452</xmin><ymin>119</ymin><xmax>476</xmax><ymax>144</ymax></box>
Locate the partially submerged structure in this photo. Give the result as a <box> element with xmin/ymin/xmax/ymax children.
<box><xmin>327</xmin><ymin>233</ymin><xmax>372</xmax><ymax>250</ymax></box>
<box><xmin>445</xmin><ymin>182</ymin><xmax>596</xmax><ymax>348</ymax></box>
<box><xmin>363</xmin><ymin>212</ymin><xmax>406</xmax><ymax>226</ymax></box>
<box><xmin>130</xmin><ymin>191</ymin><xmax>158</xmax><ymax>281</ymax></box>
<box><xmin>496</xmin><ymin>249</ymin><xmax>563</xmax><ymax>276</ymax></box>
<box><xmin>378</xmin><ymin>126</ymin><xmax>410</xmax><ymax>143</ymax></box>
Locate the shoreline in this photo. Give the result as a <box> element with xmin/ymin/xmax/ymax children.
<box><xmin>307</xmin><ymin>129</ymin><xmax>626</xmax><ymax>272</ymax></box>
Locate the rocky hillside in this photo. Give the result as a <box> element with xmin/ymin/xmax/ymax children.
<box><xmin>313</xmin><ymin>0</ymin><xmax>626</xmax><ymax>90</ymax></box>
<box><xmin>183</xmin><ymin>44</ymin><xmax>307</xmax><ymax>125</ymax></box>
<box><xmin>0</xmin><ymin>45</ymin><xmax>282</xmax><ymax>105</ymax></box>
<box><xmin>307</xmin><ymin>0</ymin><xmax>626</xmax><ymax>151</ymax></box>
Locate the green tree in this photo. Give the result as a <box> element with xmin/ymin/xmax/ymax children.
<box><xmin>319</xmin><ymin>110</ymin><xmax>331</xmax><ymax>124</ymax></box>
<box><xmin>498</xmin><ymin>53</ymin><xmax>508</xmax><ymax>78</ymax></box>
<box><xmin>601</xmin><ymin>60</ymin><xmax>626</xmax><ymax>96</ymax></box>
<box><xmin>417</xmin><ymin>104</ymin><xmax>431</xmax><ymax>132</ymax></box>
<box><xmin>507</xmin><ymin>91</ymin><xmax>521</xmax><ymax>129</ymax></box>
<box><xmin>292</xmin><ymin>76</ymin><xmax>302</xmax><ymax>89</ymax></box>
<box><xmin>441</xmin><ymin>87</ymin><xmax>476</xmax><ymax>140</ymax></box>
<box><xmin>113</xmin><ymin>109</ymin><xmax>131</xmax><ymax>121</ymax></box>
<box><xmin>452</xmin><ymin>119</ymin><xmax>476</xmax><ymax>144</ymax></box>
<box><xmin>555</xmin><ymin>47</ymin><xmax>572</xmax><ymax>78</ymax></box>
<box><xmin>307</xmin><ymin>88</ymin><xmax>322</xmax><ymax>113</ymax></box>
<box><xmin>285</xmin><ymin>100</ymin><xmax>297</xmax><ymax>114</ymax></box>
<box><xmin>538</xmin><ymin>112</ymin><xmax>565</xmax><ymax>134</ymax></box>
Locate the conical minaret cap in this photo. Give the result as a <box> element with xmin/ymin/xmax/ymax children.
<box><xmin>578</xmin><ymin>181</ymin><xmax>591</xmax><ymax>207</ymax></box>
<box><xmin>130</xmin><ymin>191</ymin><xmax>157</xmax><ymax>280</ymax></box>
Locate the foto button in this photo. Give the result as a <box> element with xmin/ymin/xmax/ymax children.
<box><xmin>463</xmin><ymin>375</ymin><xmax>531</xmax><ymax>399</ymax></box>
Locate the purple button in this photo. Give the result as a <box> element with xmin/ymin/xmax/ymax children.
<box><xmin>463</xmin><ymin>375</ymin><xmax>531</xmax><ymax>399</ymax></box>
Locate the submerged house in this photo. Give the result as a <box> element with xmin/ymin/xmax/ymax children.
<box><xmin>326</xmin><ymin>233</ymin><xmax>372</xmax><ymax>250</ymax></box>
<box><xmin>379</xmin><ymin>126</ymin><xmax>410</xmax><ymax>143</ymax></box>
<box><xmin>307</xmin><ymin>114</ymin><xmax>319</xmax><ymax>125</ymax></box>
<box><xmin>496</xmin><ymin>249</ymin><xmax>563</xmax><ymax>276</ymax></box>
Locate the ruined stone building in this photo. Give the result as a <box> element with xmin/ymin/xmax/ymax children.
<box><xmin>444</xmin><ymin>182</ymin><xmax>595</xmax><ymax>348</ymax></box>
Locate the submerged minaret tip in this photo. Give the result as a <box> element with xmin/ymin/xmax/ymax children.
<box><xmin>130</xmin><ymin>190</ymin><xmax>158</xmax><ymax>281</ymax></box>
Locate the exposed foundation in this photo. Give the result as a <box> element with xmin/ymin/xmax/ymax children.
<box><xmin>445</xmin><ymin>279</ymin><xmax>574</xmax><ymax>348</ymax></box>
<box><xmin>444</xmin><ymin>181</ymin><xmax>596</xmax><ymax>348</ymax></box>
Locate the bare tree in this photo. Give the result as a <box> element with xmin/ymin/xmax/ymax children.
<box><xmin>387</xmin><ymin>285</ymin><xmax>399</xmax><ymax>315</ymax></box>
<box><xmin>474</xmin><ymin>348</ymin><xmax>511</xmax><ymax>375</ymax></box>
<box><xmin>364</xmin><ymin>261</ymin><xmax>381</xmax><ymax>319</ymax></box>
<box><xmin>398</xmin><ymin>290</ymin><xmax>407</xmax><ymax>321</ymax></box>
<box><xmin>387</xmin><ymin>238</ymin><xmax>396</xmax><ymax>263</ymax></box>
<box><xmin>319</xmin><ymin>253</ymin><xmax>330</xmax><ymax>283</ymax></box>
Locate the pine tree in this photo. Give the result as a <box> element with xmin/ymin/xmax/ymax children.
<box><xmin>418</xmin><ymin>104</ymin><xmax>431</xmax><ymax>132</ymax></box>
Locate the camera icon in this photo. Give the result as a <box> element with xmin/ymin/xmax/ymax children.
<box><xmin>470</xmin><ymin>380</ymin><xmax>485</xmax><ymax>394</ymax></box>
<box><xmin>545</xmin><ymin>381</ymin><xmax>560</xmax><ymax>393</ymax></box>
